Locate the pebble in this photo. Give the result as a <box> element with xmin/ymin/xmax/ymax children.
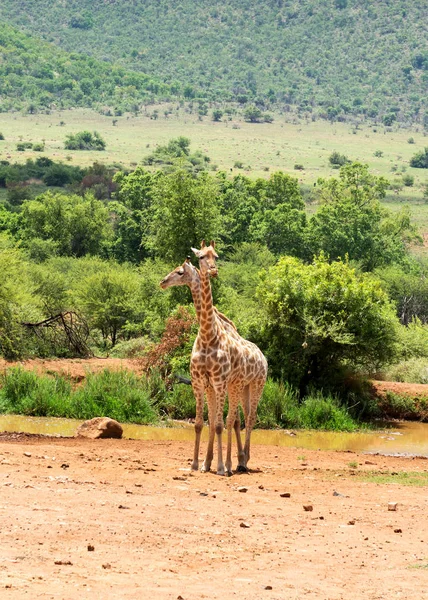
<box><xmin>87</xmin><ymin>544</ymin><xmax>95</xmax><ymax>551</ymax></box>
<box><xmin>23</xmin><ymin>452</ymin><xmax>32</xmax><ymax>457</ymax></box>
<box><xmin>280</xmin><ymin>492</ymin><xmax>291</xmax><ymax>498</ymax></box>
<box><xmin>240</xmin><ymin>522</ymin><xmax>251</xmax><ymax>528</ymax></box>
<box><xmin>388</xmin><ymin>502</ymin><xmax>398</xmax><ymax>511</ymax></box>
<box><xmin>238</xmin><ymin>486</ymin><xmax>248</xmax><ymax>493</ymax></box>
<box><xmin>303</xmin><ymin>505</ymin><xmax>313</xmax><ymax>512</ymax></box>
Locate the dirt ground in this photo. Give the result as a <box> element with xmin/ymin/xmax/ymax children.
<box><xmin>0</xmin><ymin>433</ymin><xmax>427</xmax><ymax>600</ymax></box>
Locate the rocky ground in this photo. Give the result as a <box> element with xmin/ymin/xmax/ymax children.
<box><xmin>0</xmin><ymin>433</ymin><xmax>427</xmax><ymax>599</ymax></box>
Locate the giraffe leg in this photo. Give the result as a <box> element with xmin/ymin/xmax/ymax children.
<box><xmin>226</xmin><ymin>386</ymin><xmax>243</xmax><ymax>475</ymax></box>
<box><xmin>233</xmin><ymin>407</ymin><xmax>245</xmax><ymax>471</ymax></box>
<box><xmin>236</xmin><ymin>385</ymin><xmax>250</xmax><ymax>472</ymax></box>
<box><xmin>243</xmin><ymin>380</ymin><xmax>264</xmax><ymax>468</ymax></box>
<box><xmin>214</xmin><ymin>385</ymin><xmax>228</xmax><ymax>476</ymax></box>
<box><xmin>191</xmin><ymin>379</ymin><xmax>205</xmax><ymax>472</ymax></box>
<box><xmin>201</xmin><ymin>386</ymin><xmax>215</xmax><ymax>472</ymax></box>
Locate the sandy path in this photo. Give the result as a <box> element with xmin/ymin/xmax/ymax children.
<box><xmin>0</xmin><ymin>434</ymin><xmax>427</xmax><ymax>599</ymax></box>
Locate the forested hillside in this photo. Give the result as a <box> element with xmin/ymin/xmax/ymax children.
<box><xmin>0</xmin><ymin>23</ymin><xmax>175</xmax><ymax>113</ymax></box>
<box><xmin>0</xmin><ymin>0</ymin><xmax>427</xmax><ymax>124</ymax></box>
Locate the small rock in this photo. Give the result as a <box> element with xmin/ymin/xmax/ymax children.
<box><xmin>280</xmin><ymin>492</ymin><xmax>291</xmax><ymax>498</ymax></box>
<box><xmin>265</xmin><ymin>586</ymin><xmax>273</xmax><ymax>590</ymax></box>
<box><xmin>76</xmin><ymin>417</ymin><xmax>123</xmax><ymax>439</ymax></box>
<box><xmin>87</xmin><ymin>544</ymin><xmax>95</xmax><ymax>551</ymax></box>
<box><xmin>54</xmin><ymin>560</ymin><xmax>73</xmax><ymax>565</ymax></box>
<box><xmin>118</xmin><ymin>505</ymin><xmax>130</xmax><ymax>509</ymax></box>
<box><xmin>237</xmin><ymin>486</ymin><xmax>248</xmax><ymax>493</ymax></box>
<box><xmin>240</xmin><ymin>522</ymin><xmax>251</xmax><ymax>528</ymax></box>
<box><xmin>365</xmin><ymin>460</ymin><xmax>376</xmax><ymax>465</ymax></box>
<box><xmin>348</xmin><ymin>520</ymin><xmax>355</xmax><ymax>525</ymax></box>
<box><xmin>258</xmin><ymin>485</ymin><xmax>264</xmax><ymax>490</ymax></box>
<box><xmin>23</xmin><ymin>452</ymin><xmax>32</xmax><ymax>457</ymax></box>
<box><xmin>177</xmin><ymin>596</ymin><xmax>184</xmax><ymax>600</ymax></box>
<box><xmin>102</xmin><ymin>563</ymin><xmax>111</xmax><ymax>570</ymax></box>
<box><xmin>61</xmin><ymin>464</ymin><xmax>69</xmax><ymax>469</ymax></box>
<box><xmin>303</xmin><ymin>505</ymin><xmax>313</xmax><ymax>512</ymax></box>
<box><xmin>388</xmin><ymin>502</ymin><xmax>398</xmax><ymax>511</ymax></box>
<box><xmin>394</xmin><ymin>528</ymin><xmax>402</xmax><ymax>533</ymax></box>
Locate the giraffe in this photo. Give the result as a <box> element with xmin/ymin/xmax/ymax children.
<box><xmin>160</xmin><ymin>257</ymin><xmax>245</xmax><ymax>471</ymax></box>
<box><xmin>165</xmin><ymin>241</ymin><xmax>267</xmax><ymax>476</ymax></box>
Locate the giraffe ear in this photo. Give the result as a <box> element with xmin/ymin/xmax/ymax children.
<box><xmin>200</xmin><ymin>240</ymin><xmax>206</xmax><ymax>248</ymax></box>
<box><xmin>191</xmin><ymin>247</ymin><xmax>203</xmax><ymax>258</ymax></box>
<box><xmin>210</xmin><ymin>240</ymin><xmax>216</xmax><ymax>249</ymax></box>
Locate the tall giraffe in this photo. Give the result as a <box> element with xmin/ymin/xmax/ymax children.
<box><xmin>160</xmin><ymin>257</ymin><xmax>245</xmax><ymax>472</ymax></box>
<box><xmin>174</xmin><ymin>241</ymin><xmax>267</xmax><ymax>475</ymax></box>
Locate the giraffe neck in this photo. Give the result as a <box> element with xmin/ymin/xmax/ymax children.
<box><xmin>188</xmin><ymin>278</ymin><xmax>202</xmax><ymax>322</ymax></box>
<box><xmin>198</xmin><ymin>268</ymin><xmax>218</xmax><ymax>344</ymax></box>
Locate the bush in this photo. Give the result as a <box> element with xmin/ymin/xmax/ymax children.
<box><xmin>298</xmin><ymin>392</ymin><xmax>358</xmax><ymax>431</ymax></box>
<box><xmin>374</xmin><ymin>150</ymin><xmax>383</xmax><ymax>157</ymax></box>
<box><xmin>64</xmin><ymin>131</ymin><xmax>106</xmax><ymax>151</ymax></box>
<box><xmin>0</xmin><ymin>133</ymin><xmax>4</xmax><ymax>140</ymax></box>
<box><xmin>256</xmin><ymin>379</ymin><xmax>300</xmax><ymax>428</ymax></box>
<box><xmin>384</xmin><ymin>358</ymin><xmax>428</xmax><ymax>384</ymax></box>
<box><xmin>402</xmin><ymin>174</ymin><xmax>414</xmax><ymax>186</ymax></box>
<box><xmin>294</xmin><ymin>164</ymin><xmax>304</xmax><ymax>170</ymax></box>
<box><xmin>257</xmin><ymin>255</ymin><xmax>399</xmax><ymax>391</ymax></box>
<box><xmin>408</xmin><ymin>137</ymin><xmax>415</xmax><ymax>144</ymax></box>
<box><xmin>32</xmin><ymin>143</ymin><xmax>45</xmax><ymax>152</ymax></box>
<box><xmin>410</xmin><ymin>147</ymin><xmax>428</xmax><ymax>168</ymax></box>
<box><xmin>329</xmin><ymin>151</ymin><xmax>350</xmax><ymax>167</ymax></box>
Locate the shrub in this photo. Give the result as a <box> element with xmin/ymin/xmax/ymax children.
<box><xmin>410</xmin><ymin>147</ymin><xmax>428</xmax><ymax>168</ymax></box>
<box><xmin>212</xmin><ymin>109</ymin><xmax>223</xmax><ymax>122</ymax></box>
<box><xmin>402</xmin><ymin>174</ymin><xmax>414</xmax><ymax>186</ymax></box>
<box><xmin>298</xmin><ymin>392</ymin><xmax>358</xmax><ymax>431</ymax></box>
<box><xmin>373</xmin><ymin>150</ymin><xmax>383</xmax><ymax>157</ymax></box>
<box><xmin>408</xmin><ymin>137</ymin><xmax>415</xmax><ymax>144</ymax></box>
<box><xmin>64</xmin><ymin>131</ymin><xmax>106</xmax><ymax>151</ymax></box>
<box><xmin>32</xmin><ymin>143</ymin><xmax>45</xmax><ymax>152</ymax></box>
<box><xmin>257</xmin><ymin>255</ymin><xmax>399</xmax><ymax>391</ymax></box>
<box><xmin>16</xmin><ymin>142</ymin><xmax>33</xmax><ymax>151</ymax></box>
<box><xmin>0</xmin><ymin>133</ymin><xmax>4</xmax><ymax>140</ymax></box>
<box><xmin>294</xmin><ymin>164</ymin><xmax>304</xmax><ymax>170</ymax></box>
<box><xmin>329</xmin><ymin>151</ymin><xmax>350</xmax><ymax>167</ymax></box>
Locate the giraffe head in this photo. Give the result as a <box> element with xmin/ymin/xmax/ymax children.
<box><xmin>159</xmin><ymin>257</ymin><xmax>198</xmax><ymax>290</ymax></box>
<box><xmin>191</xmin><ymin>240</ymin><xmax>218</xmax><ymax>277</ymax></box>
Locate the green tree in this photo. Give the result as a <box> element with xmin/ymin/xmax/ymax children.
<box><xmin>257</xmin><ymin>255</ymin><xmax>398</xmax><ymax>392</ymax></box>
<box><xmin>0</xmin><ymin>236</ymin><xmax>41</xmax><ymax>358</ymax></box>
<box><xmin>249</xmin><ymin>172</ymin><xmax>307</xmax><ymax>256</ymax></box>
<box><xmin>111</xmin><ymin>167</ymin><xmax>156</xmax><ymax>261</ymax></box>
<box><xmin>243</xmin><ymin>105</ymin><xmax>263</xmax><ymax>122</ymax></box>
<box><xmin>212</xmin><ymin>109</ymin><xmax>223</xmax><ymax>121</ymax></box>
<box><xmin>64</xmin><ymin>131</ymin><xmax>106</xmax><ymax>151</ymax></box>
<box><xmin>74</xmin><ymin>263</ymin><xmax>142</xmax><ymax>347</ymax></box>
<box><xmin>150</xmin><ymin>170</ymin><xmax>223</xmax><ymax>263</ymax></box>
<box><xmin>410</xmin><ymin>147</ymin><xmax>428</xmax><ymax>168</ymax></box>
<box><xmin>307</xmin><ymin>163</ymin><xmax>414</xmax><ymax>270</ymax></box>
<box><xmin>19</xmin><ymin>192</ymin><xmax>112</xmax><ymax>257</ymax></box>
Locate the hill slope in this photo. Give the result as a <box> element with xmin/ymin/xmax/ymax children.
<box><xmin>0</xmin><ymin>23</ymin><xmax>175</xmax><ymax>112</ymax></box>
<box><xmin>0</xmin><ymin>0</ymin><xmax>427</xmax><ymax>123</ymax></box>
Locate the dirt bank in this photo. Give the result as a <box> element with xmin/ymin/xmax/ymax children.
<box><xmin>0</xmin><ymin>433</ymin><xmax>427</xmax><ymax>599</ymax></box>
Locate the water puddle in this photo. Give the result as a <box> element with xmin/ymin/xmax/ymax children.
<box><xmin>0</xmin><ymin>415</ymin><xmax>427</xmax><ymax>456</ymax></box>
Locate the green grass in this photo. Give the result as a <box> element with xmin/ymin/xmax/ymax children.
<box><xmin>0</xmin><ymin>108</ymin><xmax>427</xmax><ymax>193</ymax></box>
<box><xmin>0</xmin><ymin>367</ymin><xmax>158</xmax><ymax>424</ymax></box>
<box><xmin>356</xmin><ymin>470</ymin><xmax>428</xmax><ymax>487</ymax></box>
<box><xmin>0</xmin><ymin>367</ymin><xmax>363</xmax><ymax>431</ymax></box>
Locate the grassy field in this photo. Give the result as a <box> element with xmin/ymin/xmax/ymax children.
<box><xmin>1</xmin><ymin>107</ymin><xmax>428</xmax><ymax>243</ymax></box>
<box><xmin>0</xmin><ymin>107</ymin><xmax>427</xmax><ymax>190</ymax></box>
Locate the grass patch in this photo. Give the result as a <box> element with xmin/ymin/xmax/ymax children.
<box><xmin>356</xmin><ymin>470</ymin><xmax>428</xmax><ymax>487</ymax></box>
<box><xmin>0</xmin><ymin>368</ymin><xmax>365</xmax><ymax>431</ymax></box>
<box><xmin>0</xmin><ymin>367</ymin><xmax>158</xmax><ymax>425</ymax></box>
<box><xmin>377</xmin><ymin>391</ymin><xmax>428</xmax><ymax>422</ymax></box>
